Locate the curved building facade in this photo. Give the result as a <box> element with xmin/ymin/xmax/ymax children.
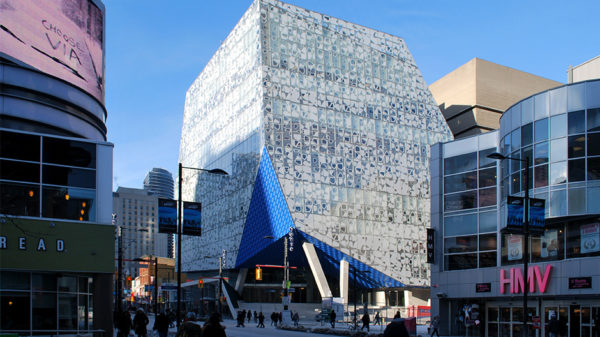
<box><xmin>0</xmin><ymin>1</ymin><xmax>114</xmax><ymax>335</ymax></box>
<box><xmin>143</xmin><ymin>168</ymin><xmax>174</xmax><ymax>199</ymax></box>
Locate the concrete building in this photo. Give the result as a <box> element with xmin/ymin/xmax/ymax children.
<box><xmin>113</xmin><ymin>187</ymin><xmax>170</xmax><ymax>277</ymax></box>
<box><xmin>0</xmin><ymin>0</ymin><xmax>114</xmax><ymax>334</ymax></box>
<box><xmin>143</xmin><ymin>168</ymin><xmax>175</xmax><ymax>258</ymax></box>
<box><xmin>430</xmin><ymin>79</ymin><xmax>600</xmax><ymax>337</ymax></box>
<box><xmin>429</xmin><ymin>58</ymin><xmax>562</xmax><ymax>139</ymax></box>
<box><xmin>178</xmin><ymin>0</ymin><xmax>452</xmax><ymax>314</ymax></box>
<box><xmin>568</xmin><ymin>55</ymin><xmax>600</xmax><ymax>84</ymax></box>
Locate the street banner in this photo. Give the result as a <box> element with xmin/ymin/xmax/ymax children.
<box><xmin>506</xmin><ymin>196</ymin><xmax>524</xmax><ymax>228</ymax></box>
<box><xmin>158</xmin><ymin>198</ymin><xmax>177</xmax><ymax>234</ymax></box>
<box><xmin>183</xmin><ymin>201</ymin><xmax>202</xmax><ymax>236</ymax></box>
<box><xmin>529</xmin><ymin>198</ymin><xmax>546</xmax><ymax>233</ymax></box>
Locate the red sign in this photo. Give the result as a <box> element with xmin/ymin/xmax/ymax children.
<box><xmin>476</xmin><ymin>283</ymin><xmax>491</xmax><ymax>292</ymax></box>
<box><xmin>569</xmin><ymin>277</ymin><xmax>592</xmax><ymax>289</ymax></box>
<box><xmin>532</xmin><ymin>316</ymin><xmax>541</xmax><ymax>329</ymax></box>
<box><xmin>500</xmin><ymin>265</ymin><xmax>552</xmax><ymax>294</ymax></box>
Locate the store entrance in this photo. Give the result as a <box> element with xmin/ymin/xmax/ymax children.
<box><xmin>543</xmin><ymin>304</ymin><xmax>600</xmax><ymax>337</ymax></box>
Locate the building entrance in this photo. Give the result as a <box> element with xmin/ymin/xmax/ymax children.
<box><xmin>543</xmin><ymin>304</ymin><xmax>599</xmax><ymax>337</ymax></box>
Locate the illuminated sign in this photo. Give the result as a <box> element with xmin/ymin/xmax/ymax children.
<box><xmin>475</xmin><ymin>283</ymin><xmax>491</xmax><ymax>293</ymax></box>
<box><xmin>0</xmin><ymin>0</ymin><xmax>105</xmax><ymax>103</ymax></box>
<box><xmin>500</xmin><ymin>265</ymin><xmax>552</xmax><ymax>294</ymax></box>
<box><xmin>568</xmin><ymin>277</ymin><xmax>592</xmax><ymax>289</ymax></box>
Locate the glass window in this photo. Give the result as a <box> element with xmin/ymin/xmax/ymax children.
<box><xmin>510</xmin><ymin>152</ymin><xmax>521</xmax><ymax>174</ymax></box>
<box><xmin>33</xmin><ymin>292</ymin><xmax>57</xmax><ymax>329</ymax></box>
<box><xmin>58</xmin><ymin>276</ymin><xmax>77</xmax><ymax>292</ymax></box>
<box><xmin>479</xmin><ymin>233</ymin><xmax>497</xmax><ymax>250</ymax></box>
<box><xmin>445</xmin><ymin>253</ymin><xmax>477</xmax><ymax>270</ymax></box>
<box><xmin>550</xmin><ymin>189</ymin><xmax>567</xmax><ymax>217</ymax></box>
<box><xmin>511</xmin><ymin>129</ymin><xmax>521</xmax><ymax>152</ymax></box>
<box><xmin>588</xmin><ymin>157</ymin><xmax>600</xmax><ymax>180</ymax></box>
<box><xmin>479</xmin><ymin>187</ymin><xmax>496</xmax><ymax>207</ymax></box>
<box><xmin>522</xmin><ymin>98</ymin><xmax>534</xmax><ymax>124</ymax></box>
<box><xmin>512</xmin><ymin>105</ymin><xmax>522</xmax><ymax>129</ymax></box>
<box><xmin>0</xmin><ymin>181</ymin><xmax>40</xmax><ymax>217</ymax></box>
<box><xmin>568</xmin><ymin>110</ymin><xmax>585</xmax><ymax>134</ymax></box>
<box><xmin>534</xmin><ymin>118</ymin><xmax>548</xmax><ymax>143</ymax></box>
<box><xmin>569</xmin><ymin>159</ymin><xmax>586</xmax><ymax>182</ymax></box>
<box><xmin>0</xmin><ymin>160</ymin><xmax>40</xmax><ymax>183</ymax></box>
<box><xmin>566</xmin><ymin>221</ymin><xmax>600</xmax><ymax>258</ymax></box>
<box><xmin>479</xmin><ymin>211</ymin><xmax>497</xmax><ymax>233</ymax></box>
<box><xmin>444</xmin><ymin>213</ymin><xmax>477</xmax><ymax>236</ymax></box>
<box><xmin>444</xmin><ymin>171</ymin><xmax>477</xmax><ymax>194</ymax></box>
<box><xmin>511</xmin><ymin>173</ymin><xmax>520</xmax><ymax>194</ymax></box>
<box><xmin>444</xmin><ymin>191</ymin><xmax>477</xmax><ymax>211</ymax></box>
<box><xmin>43</xmin><ymin>138</ymin><xmax>96</xmax><ymax>168</ymax></box>
<box><xmin>534</xmin><ymin>142</ymin><xmax>549</xmax><ymax>164</ymax></box>
<box><xmin>588</xmin><ymin>108</ymin><xmax>600</xmax><ymax>132</ymax></box>
<box><xmin>78</xmin><ymin>294</ymin><xmax>89</xmax><ymax>330</ymax></box>
<box><xmin>522</xmin><ymin>146</ymin><xmax>533</xmax><ymax>167</ymax></box>
<box><xmin>479</xmin><ymin>168</ymin><xmax>497</xmax><ymax>188</ymax></box>
<box><xmin>521</xmin><ymin>123</ymin><xmax>533</xmax><ymax>146</ymax></box>
<box><xmin>0</xmin><ymin>292</ymin><xmax>30</xmax><ymax>330</ymax></box>
<box><xmin>535</xmin><ymin>92</ymin><xmax>548</xmax><ymax>119</ymax></box>
<box><xmin>0</xmin><ymin>271</ymin><xmax>30</xmax><ymax>290</ymax></box>
<box><xmin>58</xmin><ymin>294</ymin><xmax>78</xmax><ymax>329</ymax></box>
<box><xmin>0</xmin><ymin>130</ymin><xmax>40</xmax><ymax>161</ymax></box>
<box><xmin>568</xmin><ymin>83</ymin><xmax>585</xmax><ymax>111</ymax></box>
<box><xmin>42</xmin><ymin>165</ymin><xmax>96</xmax><ymax>189</ymax></box>
<box><xmin>478</xmin><ymin>148</ymin><xmax>497</xmax><ymax>168</ymax></box>
<box><xmin>531</xmin><ymin>229</ymin><xmax>564</xmax><ymax>262</ymax></box>
<box><xmin>502</xmin><ymin>135</ymin><xmax>511</xmax><ymax>156</ymax></box>
<box><xmin>550</xmin><ymin>114</ymin><xmax>567</xmax><ymax>139</ymax></box>
<box><xmin>536</xmin><ymin>163</ymin><xmax>550</xmax><ymax>189</ymax></box>
<box><xmin>42</xmin><ymin>187</ymin><xmax>95</xmax><ymax>221</ymax></box>
<box><xmin>568</xmin><ymin>188</ymin><xmax>586</xmax><ymax>214</ymax></box>
<box><xmin>550</xmin><ymin>88</ymin><xmax>567</xmax><ymax>115</ymax></box>
<box><xmin>479</xmin><ymin>251</ymin><xmax>497</xmax><ymax>268</ymax></box>
<box><xmin>32</xmin><ymin>273</ymin><xmax>57</xmax><ymax>291</ymax></box>
<box><xmin>445</xmin><ymin>235</ymin><xmax>477</xmax><ymax>253</ymax></box>
<box><xmin>521</xmin><ymin>166</ymin><xmax>533</xmax><ymax>191</ymax></box>
<box><xmin>444</xmin><ymin>152</ymin><xmax>477</xmax><ymax>175</ymax></box>
<box><xmin>588</xmin><ymin>186</ymin><xmax>600</xmax><ymax>214</ymax></box>
<box><xmin>551</xmin><ymin>138</ymin><xmax>567</xmax><ymax>162</ymax></box>
<box><xmin>588</xmin><ymin>133</ymin><xmax>600</xmax><ymax>156</ymax></box>
<box><xmin>569</xmin><ymin>135</ymin><xmax>586</xmax><ymax>158</ymax></box>
<box><xmin>550</xmin><ymin>161</ymin><xmax>567</xmax><ymax>185</ymax></box>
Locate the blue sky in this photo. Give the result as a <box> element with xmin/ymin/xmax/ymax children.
<box><xmin>105</xmin><ymin>0</ymin><xmax>599</xmax><ymax>190</ymax></box>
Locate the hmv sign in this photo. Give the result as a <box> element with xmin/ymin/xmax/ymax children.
<box><xmin>500</xmin><ymin>265</ymin><xmax>552</xmax><ymax>294</ymax></box>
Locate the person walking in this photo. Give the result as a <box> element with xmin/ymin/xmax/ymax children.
<box><xmin>384</xmin><ymin>318</ymin><xmax>410</xmax><ymax>337</ymax></box>
<box><xmin>247</xmin><ymin>310</ymin><xmax>252</xmax><ymax>323</ymax></box>
<box><xmin>293</xmin><ymin>312</ymin><xmax>300</xmax><ymax>327</ymax></box>
<box><xmin>330</xmin><ymin>310</ymin><xmax>337</xmax><ymax>328</ymax></box>
<box><xmin>361</xmin><ymin>312</ymin><xmax>370</xmax><ymax>332</ymax></box>
<box><xmin>202</xmin><ymin>313</ymin><xmax>227</xmax><ymax>337</ymax></box>
<box><xmin>393</xmin><ymin>311</ymin><xmax>401</xmax><ymax>319</ymax></box>
<box><xmin>153</xmin><ymin>311</ymin><xmax>170</xmax><ymax>337</ymax></box>
<box><xmin>374</xmin><ymin>312</ymin><xmax>381</xmax><ymax>325</ymax></box>
<box><xmin>548</xmin><ymin>314</ymin><xmax>560</xmax><ymax>337</ymax></box>
<box><xmin>133</xmin><ymin>309</ymin><xmax>149</xmax><ymax>337</ymax></box>
<box><xmin>258</xmin><ymin>312</ymin><xmax>265</xmax><ymax>328</ymax></box>
<box><xmin>117</xmin><ymin>310</ymin><xmax>133</xmax><ymax>337</ymax></box>
<box><xmin>430</xmin><ymin>315</ymin><xmax>440</xmax><ymax>337</ymax></box>
<box><xmin>270</xmin><ymin>312</ymin><xmax>276</xmax><ymax>326</ymax></box>
<box><xmin>254</xmin><ymin>310</ymin><xmax>258</xmax><ymax>324</ymax></box>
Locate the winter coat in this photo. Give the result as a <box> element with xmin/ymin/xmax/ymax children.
<box><xmin>133</xmin><ymin>311</ymin><xmax>149</xmax><ymax>336</ymax></box>
<box><xmin>153</xmin><ymin>313</ymin><xmax>170</xmax><ymax>333</ymax></box>
<box><xmin>202</xmin><ymin>323</ymin><xmax>226</xmax><ymax>337</ymax></box>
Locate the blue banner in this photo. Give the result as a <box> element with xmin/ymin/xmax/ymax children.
<box><xmin>183</xmin><ymin>201</ymin><xmax>202</xmax><ymax>236</ymax></box>
<box><xmin>506</xmin><ymin>196</ymin><xmax>524</xmax><ymax>228</ymax></box>
<box><xmin>529</xmin><ymin>198</ymin><xmax>546</xmax><ymax>232</ymax></box>
<box><xmin>158</xmin><ymin>198</ymin><xmax>177</xmax><ymax>234</ymax></box>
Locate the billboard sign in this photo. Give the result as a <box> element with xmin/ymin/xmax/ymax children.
<box><xmin>0</xmin><ymin>0</ymin><xmax>105</xmax><ymax>103</ymax></box>
<box><xmin>158</xmin><ymin>199</ymin><xmax>177</xmax><ymax>234</ymax></box>
<box><xmin>182</xmin><ymin>201</ymin><xmax>202</xmax><ymax>236</ymax></box>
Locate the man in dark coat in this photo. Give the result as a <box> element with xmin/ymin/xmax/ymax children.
<box><xmin>133</xmin><ymin>309</ymin><xmax>149</xmax><ymax>337</ymax></box>
<box><xmin>384</xmin><ymin>319</ymin><xmax>409</xmax><ymax>337</ymax></box>
<box><xmin>203</xmin><ymin>313</ymin><xmax>227</xmax><ymax>337</ymax></box>
<box><xmin>117</xmin><ymin>310</ymin><xmax>133</xmax><ymax>337</ymax></box>
<box><xmin>153</xmin><ymin>311</ymin><xmax>170</xmax><ymax>337</ymax></box>
<box><xmin>257</xmin><ymin>312</ymin><xmax>265</xmax><ymax>328</ymax></box>
<box><xmin>361</xmin><ymin>312</ymin><xmax>370</xmax><ymax>332</ymax></box>
<box><xmin>330</xmin><ymin>310</ymin><xmax>337</xmax><ymax>328</ymax></box>
<box><xmin>548</xmin><ymin>314</ymin><xmax>560</xmax><ymax>337</ymax></box>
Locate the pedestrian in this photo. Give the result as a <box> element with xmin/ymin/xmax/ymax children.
<box><xmin>133</xmin><ymin>308</ymin><xmax>149</xmax><ymax>337</ymax></box>
<box><xmin>271</xmin><ymin>312</ymin><xmax>276</xmax><ymax>326</ymax></box>
<box><xmin>293</xmin><ymin>311</ymin><xmax>300</xmax><ymax>327</ymax></box>
<box><xmin>384</xmin><ymin>318</ymin><xmax>410</xmax><ymax>337</ymax></box>
<box><xmin>166</xmin><ymin>309</ymin><xmax>175</xmax><ymax>328</ymax></box>
<box><xmin>394</xmin><ymin>311</ymin><xmax>401</xmax><ymax>319</ymax></box>
<box><xmin>254</xmin><ymin>310</ymin><xmax>258</xmax><ymax>323</ymax></box>
<box><xmin>374</xmin><ymin>312</ymin><xmax>381</xmax><ymax>325</ymax></box>
<box><xmin>278</xmin><ymin>312</ymin><xmax>283</xmax><ymax>326</ymax></box>
<box><xmin>549</xmin><ymin>314</ymin><xmax>560</xmax><ymax>337</ymax></box>
<box><xmin>117</xmin><ymin>310</ymin><xmax>133</xmax><ymax>337</ymax></box>
<box><xmin>153</xmin><ymin>311</ymin><xmax>170</xmax><ymax>337</ymax></box>
<box><xmin>430</xmin><ymin>315</ymin><xmax>440</xmax><ymax>337</ymax></box>
<box><xmin>247</xmin><ymin>309</ymin><xmax>252</xmax><ymax>323</ymax></box>
<box><xmin>176</xmin><ymin>321</ymin><xmax>202</xmax><ymax>337</ymax></box>
<box><xmin>330</xmin><ymin>310</ymin><xmax>337</xmax><ymax>328</ymax></box>
<box><xmin>361</xmin><ymin>312</ymin><xmax>370</xmax><ymax>332</ymax></box>
<box><xmin>202</xmin><ymin>313</ymin><xmax>227</xmax><ymax>337</ymax></box>
<box><xmin>258</xmin><ymin>312</ymin><xmax>265</xmax><ymax>328</ymax></box>
<box><xmin>236</xmin><ymin>310</ymin><xmax>245</xmax><ymax>327</ymax></box>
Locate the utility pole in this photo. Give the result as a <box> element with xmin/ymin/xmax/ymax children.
<box><xmin>218</xmin><ymin>256</ymin><xmax>223</xmax><ymax>316</ymax></box>
<box><xmin>154</xmin><ymin>256</ymin><xmax>158</xmax><ymax>315</ymax></box>
<box><xmin>117</xmin><ymin>225</ymin><xmax>123</xmax><ymax>314</ymax></box>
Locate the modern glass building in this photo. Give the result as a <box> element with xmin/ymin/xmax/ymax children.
<box><xmin>143</xmin><ymin>168</ymin><xmax>174</xmax><ymax>199</ymax></box>
<box><xmin>179</xmin><ymin>0</ymin><xmax>452</xmax><ymax>311</ymax></box>
<box><xmin>430</xmin><ymin>79</ymin><xmax>600</xmax><ymax>337</ymax></box>
<box><xmin>1</xmin><ymin>0</ymin><xmax>115</xmax><ymax>335</ymax></box>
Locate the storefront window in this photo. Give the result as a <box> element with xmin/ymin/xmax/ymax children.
<box><xmin>33</xmin><ymin>292</ymin><xmax>57</xmax><ymax>329</ymax></box>
<box><xmin>0</xmin><ymin>292</ymin><xmax>30</xmax><ymax>330</ymax></box>
<box><xmin>531</xmin><ymin>228</ymin><xmax>564</xmax><ymax>262</ymax></box>
<box><xmin>566</xmin><ymin>220</ymin><xmax>600</xmax><ymax>258</ymax></box>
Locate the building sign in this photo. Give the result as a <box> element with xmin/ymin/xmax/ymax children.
<box><xmin>569</xmin><ymin>277</ymin><xmax>592</xmax><ymax>289</ymax></box>
<box><xmin>0</xmin><ymin>0</ymin><xmax>105</xmax><ymax>103</ymax></box>
<box><xmin>158</xmin><ymin>198</ymin><xmax>177</xmax><ymax>234</ymax></box>
<box><xmin>475</xmin><ymin>283</ymin><xmax>491</xmax><ymax>293</ymax></box>
<box><xmin>182</xmin><ymin>202</ymin><xmax>202</xmax><ymax>236</ymax></box>
<box><xmin>580</xmin><ymin>223</ymin><xmax>600</xmax><ymax>254</ymax></box>
<box><xmin>500</xmin><ymin>265</ymin><xmax>552</xmax><ymax>294</ymax></box>
<box><xmin>426</xmin><ymin>228</ymin><xmax>435</xmax><ymax>264</ymax></box>
<box><xmin>0</xmin><ymin>236</ymin><xmax>65</xmax><ymax>252</ymax></box>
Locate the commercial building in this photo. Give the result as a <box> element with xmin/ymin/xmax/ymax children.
<box><xmin>143</xmin><ymin>168</ymin><xmax>175</xmax><ymax>258</ymax></box>
<box><xmin>178</xmin><ymin>0</ymin><xmax>452</xmax><ymax>313</ymax></box>
<box><xmin>429</xmin><ymin>58</ymin><xmax>561</xmax><ymax>139</ymax></box>
<box><xmin>568</xmin><ymin>55</ymin><xmax>600</xmax><ymax>84</ymax></box>
<box><xmin>0</xmin><ymin>0</ymin><xmax>114</xmax><ymax>335</ymax></box>
<box><xmin>430</xmin><ymin>79</ymin><xmax>600</xmax><ymax>337</ymax></box>
<box><xmin>113</xmin><ymin>187</ymin><xmax>170</xmax><ymax>277</ymax></box>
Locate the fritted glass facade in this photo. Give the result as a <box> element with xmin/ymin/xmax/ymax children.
<box><xmin>180</xmin><ymin>0</ymin><xmax>452</xmax><ymax>286</ymax></box>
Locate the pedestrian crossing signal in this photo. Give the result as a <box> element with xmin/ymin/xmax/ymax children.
<box><xmin>255</xmin><ymin>267</ymin><xmax>262</xmax><ymax>281</ymax></box>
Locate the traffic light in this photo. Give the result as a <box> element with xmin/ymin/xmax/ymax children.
<box><xmin>198</xmin><ymin>279</ymin><xmax>203</xmax><ymax>288</ymax></box>
<box><xmin>255</xmin><ymin>267</ymin><xmax>262</xmax><ymax>281</ymax></box>
<box><xmin>126</xmin><ymin>275</ymin><xmax>132</xmax><ymax>288</ymax></box>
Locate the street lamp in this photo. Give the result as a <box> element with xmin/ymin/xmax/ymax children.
<box><xmin>264</xmin><ymin>234</ymin><xmax>291</xmax><ymax>324</ymax></box>
<box><xmin>133</xmin><ymin>256</ymin><xmax>159</xmax><ymax>315</ymax></box>
<box><xmin>487</xmin><ymin>152</ymin><xmax>530</xmax><ymax>337</ymax></box>
<box><xmin>176</xmin><ymin>163</ymin><xmax>228</xmax><ymax>328</ymax></box>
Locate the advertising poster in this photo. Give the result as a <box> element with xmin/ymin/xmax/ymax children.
<box><xmin>506</xmin><ymin>196</ymin><xmax>524</xmax><ymax>228</ymax></box>
<box><xmin>0</xmin><ymin>0</ymin><xmax>105</xmax><ymax>103</ymax></box>
<box><xmin>529</xmin><ymin>198</ymin><xmax>546</xmax><ymax>233</ymax></box>
<box><xmin>541</xmin><ymin>230</ymin><xmax>558</xmax><ymax>258</ymax></box>
<box><xmin>158</xmin><ymin>198</ymin><xmax>177</xmax><ymax>234</ymax></box>
<box><xmin>183</xmin><ymin>201</ymin><xmax>202</xmax><ymax>236</ymax></box>
<box><xmin>580</xmin><ymin>223</ymin><xmax>600</xmax><ymax>254</ymax></box>
<box><xmin>508</xmin><ymin>235</ymin><xmax>523</xmax><ymax>261</ymax></box>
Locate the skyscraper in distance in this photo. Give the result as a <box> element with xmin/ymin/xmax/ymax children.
<box><xmin>143</xmin><ymin>167</ymin><xmax>174</xmax><ymax>258</ymax></box>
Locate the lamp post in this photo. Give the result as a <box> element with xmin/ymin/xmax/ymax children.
<box><xmin>176</xmin><ymin>163</ymin><xmax>228</xmax><ymax>328</ymax></box>
<box><xmin>349</xmin><ymin>265</ymin><xmax>369</xmax><ymax>327</ymax></box>
<box><xmin>488</xmin><ymin>152</ymin><xmax>530</xmax><ymax>337</ymax></box>
<box><xmin>264</xmin><ymin>234</ymin><xmax>290</xmax><ymax>324</ymax></box>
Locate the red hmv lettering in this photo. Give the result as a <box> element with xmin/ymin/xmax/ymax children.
<box><xmin>500</xmin><ymin>265</ymin><xmax>552</xmax><ymax>294</ymax></box>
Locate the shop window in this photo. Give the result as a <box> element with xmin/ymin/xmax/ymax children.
<box><xmin>43</xmin><ymin>138</ymin><xmax>96</xmax><ymax>168</ymax></box>
<box><xmin>479</xmin><ymin>187</ymin><xmax>496</xmax><ymax>207</ymax></box>
<box><xmin>0</xmin><ymin>181</ymin><xmax>40</xmax><ymax>217</ymax></box>
<box><xmin>479</xmin><ymin>234</ymin><xmax>497</xmax><ymax>251</ymax></box>
<box><xmin>588</xmin><ymin>108</ymin><xmax>600</xmax><ymax>132</ymax></box>
<box><xmin>0</xmin><ymin>292</ymin><xmax>30</xmax><ymax>330</ymax></box>
<box><xmin>535</xmin><ymin>118</ymin><xmax>549</xmax><ymax>143</ymax></box>
<box><xmin>588</xmin><ymin>133</ymin><xmax>600</xmax><ymax>156</ymax></box>
<box><xmin>479</xmin><ymin>251</ymin><xmax>496</xmax><ymax>268</ymax></box>
<box><xmin>445</xmin><ymin>235</ymin><xmax>477</xmax><ymax>253</ymax></box>
<box><xmin>33</xmin><ymin>292</ymin><xmax>57</xmax><ymax>329</ymax></box>
<box><xmin>0</xmin><ymin>159</ymin><xmax>40</xmax><ymax>183</ymax></box>
<box><xmin>444</xmin><ymin>152</ymin><xmax>477</xmax><ymax>175</ymax></box>
<box><xmin>444</xmin><ymin>171</ymin><xmax>477</xmax><ymax>194</ymax></box>
<box><xmin>569</xmin><ymin>159</ymin><xmax>586</xmax><ymax>182</ymax></box>
<box><xmin>569</xmin><ymin>135</ymin><xmax>586</xmax><ymax>158</ymax></box>
<box><xmin>0</xmin><ymin>271</ymin><xmax>30</xmax><ymax>290</ymax></box>
<box><xmin>521</xmin><ymin>123</ymin><xmax>533</xmax><ymax>146</ymax></box>
<box><xmin>566</xmin><ymin>220</ymin><xmax>600</xmax><ymax>258</ymax></box>
<box><xmin>444</xmin><ymin>191</ymin><xmax>477</xmax><ymax>212</ymax></box>
<box><xmin>58</xmin><ymin>294</ymin><xmax>77</xmax><ymax>329</ymax></box>
<box><xmin>445</xmin><ymin>253</ymin><xmax>477</xmax><ymax>270</ymax></box>
<box><xmin>501</xmin><ymin>234</ymin><xmax>525</xmax><ymax>265</ymax></box>
<box><xmin>531</xmin><ymin>228</ymin><xmax>564</xmax><ymax>262</ymax></box>
<box><xmin>58</xmin><ymin>276</ymin><xmax>77</xmax><ymax>293</ymax></box>
<box><xmin>32</xmin><ymin>273</ymin><xmax>57</xmax><ymax>291</ymax></box>
<box><xmin>568</xmin><ymin>110</ymin><xmax>585</xmax><ymax>134</ymax></box>
<box><xmin>0</xmin><ymin>130</ymin><xmax>40</xmax><ymax>161</ymax></box>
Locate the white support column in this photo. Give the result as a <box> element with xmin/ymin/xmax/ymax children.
<box><xmin>302</xmin><ymin>242</ymin><xmax>332</xmax><ymax>298</ymax></box>
<box><xmin>340</xmin><ymin>259</ymin><xmax>349</xmax><ymax>305</ymax></box>
<box><xmin>235</xmin><ymin>268</ymin><xmax>248</xmax><ymax>294</ymax></box>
